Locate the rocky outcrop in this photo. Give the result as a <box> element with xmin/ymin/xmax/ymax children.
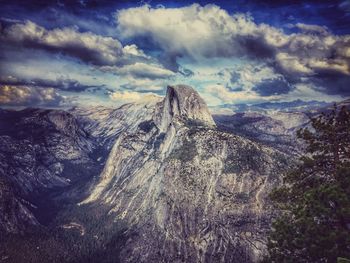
<box><xmin>0</xmin><ymin>177</ymin><xmax>38</xmax><ymax>234</ymax></box>
<box><xmin>70</xmin><ymin>95</ymin><xmax>162</xmax><ymax>148</ymax></box>
<box><xmin>82</xmin><ymin>84</ymin><xmax>290</xmax><ymax>262</ymax></box>
<box><xmin>0</xmin><ymin>109</ymin><xmax>105</xmax><ymax>232</ymax></box>
<box><xmin>154</xmin><ymin>85</ymin><xmax>216</xmax><ymax>132</ymax></box>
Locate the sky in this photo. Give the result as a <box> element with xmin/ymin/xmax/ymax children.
<box><xmin>0</xmin><ymin>0</ymin><xmax>349</xmax><ymax>108</ymax></box>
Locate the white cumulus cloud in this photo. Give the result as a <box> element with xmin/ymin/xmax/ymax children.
<box><xmin>109</xmin><ymin>90</ymin><xmax>160</xmax><ymax>102</ymax></box>
<box><xmin>0</xmin><ymin>85</ymin><xmax>65</xmax><ymax>106</ymax></box>
<box><xmin>1</xmin><ymin>20</ymin><xmax>154</xmax><ymax>68</ymax></box>
<box><xmin>116</xmin><ymin>4</ymin><xmax>350</xmax><ymax>95</ymax></box>
<box><xmin>100</xmin><ymin>62</ymin><xmax>175</xmax><ymax>80</ymax></box>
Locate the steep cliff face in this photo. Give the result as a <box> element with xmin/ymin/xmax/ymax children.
<box><xmin>154</xmin><ymin>85</ymin><xmax>216</xmax><ymax>132</ymax></box>
<box><xmin>0</xmin><ymin>177</ymin><xmax>38</xmax><ymax>234</ymax></box>
<box><xmin>0</xmin><ymin>109</ymin><xmax>103</xmax><ymax>233</ymax></box>
<box><xmin>70</xmin><ymin>95</ymin><xmax>162</xmax><ymax>148</ymax></box>
<box><xmin>0</xmin><ymin>95</ymin><xmax>166</xmax><ymax>234</ymax></box>
<box><xmin>82</xmin><ymin>85</ymin><xmax>289</xmax><ymax>262</ymax></box>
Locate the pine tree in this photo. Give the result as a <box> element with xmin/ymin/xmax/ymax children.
<box><xmin>265</xmin><ymin>105</ymin><xmax>350</xmax><ymax>263</ymax></box>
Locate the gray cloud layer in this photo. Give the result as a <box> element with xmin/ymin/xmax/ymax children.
<box><xmin>0</xmin><ymin>20</ymin><xmax>153</xmax><ymax>67</ymax></box>
<box><xmin>0</xmin><ymin>19</ymin><xmax>177</xmax><ymax>101</ymax></box>
<box><xmin>116</xmin><ymin>4</ymin><xmax>350</xmax><ymax>96</ymax></box>
<box><xmin>0</xmin><ymin>76</ymin><xmax>102</xmax><ymax>92</ymax></box>
<box><xmin>1</xmin><ymin>20</ymin><xmax>124</xmax><ymax>66</ymax></box>
<box><xmin>100</xmin><ymin>62</ymin><xmax>175</xmax><ymax>80</ymax></box>
<box><xmin>0</xmin><ymin>4</ymin><xmax>349</xmax><ymax>108</ymax></box>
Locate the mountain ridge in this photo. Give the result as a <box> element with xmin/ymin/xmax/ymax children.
<box><xmin>78</xmin><ymin>85</ymin><xmax>291</xmax><ymax>262</ymax></box>
<box><xmin>154</xmin><ymin>85</ymin><xmax>216</xmax><ymax>132</ymax></box>
<box><xmin>0</xmin><ymin>84</ymin><xmax>326</xmax><ymax>262</ymax></box>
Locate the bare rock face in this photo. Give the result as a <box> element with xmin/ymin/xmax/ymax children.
<box><xmin>0</xmin><ymin>109</ymin><xmax>104</xmax><ymax>233</ymax></box>
<box><xmin>71</xmin><ymin>95</ymin><xmax>162</xmax><ymax>148</ymax></box>
<box><xmin>0</xmin><ymin>177</ymin><xmax>38</xmax><ymax>233</ymax></box>
<box><xmin>82</xmin><ymin>85</ymin><xmax>290</xmax><ymax>262</ymax></box>
<box><xmin>154</xmin><ymin>85</ymin><xmax>216</xmax><ymax>132</ymax></box>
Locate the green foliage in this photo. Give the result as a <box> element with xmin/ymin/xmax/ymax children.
<box><xmin>0</xmin><ymin>204</ymin><xmax>127</xmax><ymax>263</ymax></box>
<box><xmin>223</xmin><ymin>146</ymin><xmax>262</xmax><ymax>173</ymax></box>
<box><xmin>265</xmin><ymin>106</ymin><xmax>350</xmax><ymax>263</ymax></box>
<box><xmin>338</xmin><ymin>257</ymin><xmax>350</xmax><ymax>263</ymax></box>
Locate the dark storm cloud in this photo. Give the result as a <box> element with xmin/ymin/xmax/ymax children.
<box><xmin>235</xmin><ymin>35</ymin><xmax>276</xmax><ymax>60</ymax></box>
<box><xmin>0</xmin><ymin>20</ymin><xmax>124</xmax><ymax>66</ymax></box>
<box><xmin>0</xmin><ymin>0</ymin><xmax>349</xmax><ymax>106</ymax></box>
<box><xmin>0</xmin><ymin>0</ymin><xmax>139</xmax><ymax>10</ymax></box>
<box><xmin>309</xmin><ymin>70</ymin><xmax>350</xmax><ymax>96</ymax></box>
<box><xmin>0</xmin><ymin>77</ymin><xmax>102</xmax><ymax>93</ymax></box>
<box><xmin>0</xmin><ymin>20</ymin><xmax>175</xmax><ymax>83</ymax></box>
<box><xmin>231</xmin><ymin>0</ymin><xmax>350</xmax><ymax>35</ymax></box>
<box><xmin>253</xmin><ymin>78</ymin><xmax>292</xmax><ymax>96</ymax></box>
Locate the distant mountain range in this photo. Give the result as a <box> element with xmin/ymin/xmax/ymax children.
<box><xmin>0</xmin><ymin>86</ymin><xmax>348</xmax><ymax>263</ymax></box>
<box><xmin>212</xmin><ymin>99</ymin><xmax>332</xmax><ymax>113</ymax></box>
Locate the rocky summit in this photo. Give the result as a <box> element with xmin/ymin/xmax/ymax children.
<box><xmin>153</xmin><ymin>85</ymin><xmax>216</xmax><ymax>132</ymax></box>
<box><xmin>80</xmin><ymin>84</ymin><xmax>289</xmax><ymax>262</ymax></box>
<box><xmin>0</xmin><ymin>85</ymin><xmax>298</xmax><ymax>263</ymax></box>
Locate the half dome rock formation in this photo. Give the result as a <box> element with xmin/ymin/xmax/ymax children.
<box><xmin>154</xmin><ymin>85</ymin><xmax>216</xmax><ymax>132</ymax></box>
<box><xmin>81</xmin><ymin>84</ymin><xmax>289</xmax><ymax>263</ymax></box>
